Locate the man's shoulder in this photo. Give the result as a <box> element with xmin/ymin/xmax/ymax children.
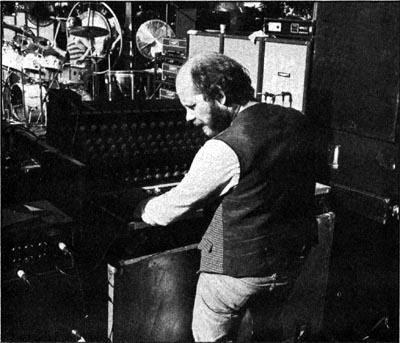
<box><xmin>241</xmin><ymin>102</ymin><xmax>303</xmax><ymax>118</ymax></box>
<box><xmin>238</xmin><ymin>103</ymin><xmax>306</xmax><ymax>129</ymax></box>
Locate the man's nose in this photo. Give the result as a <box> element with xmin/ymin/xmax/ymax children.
<box><xmin>186</xmin><ymin>111</ymin><xmax>195</xmax><ymax>122</ymax></box>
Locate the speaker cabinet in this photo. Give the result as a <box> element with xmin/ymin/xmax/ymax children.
<box><xmin>308</xmin><ymin>2</ymin><xmax>399</xmax><ymax>142</ymax></box>
<box><xmin>308</xmin><ymin>2</ymin><xmax>399</xmax><ymax>223</ymax></box>
<box><xmin>187</xmin><ymin>32</ymin><xmax>312</xmax><ymax>112</ymax></box>
<box><xmin>262</xmin><ymin>39</ymin><xmax>312</xmax><ymax>112</ymax></box>
<box><xmin>188</xmin><ymin>31</ymin><xmax>221</xmax><ymax>57</ymax></box>
<box><xmin>108</xmin><ymin>244</ymin><xmax>200</xmax><ymax>342</ymax></box>
<box><xmin>223</xmin><ymin>36</ymin><xmax>263</xmax><ymax>97</ymax></box>
<box><xmin>323</xmin><ymin>212</ymin><xmax>398</xmax><ymax>342</ymax></box>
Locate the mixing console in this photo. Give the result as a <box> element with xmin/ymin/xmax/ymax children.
<box><xmin>47</xmin><ymin>90</ymin><xmax>206</xmax><ymax>188</ymax></box>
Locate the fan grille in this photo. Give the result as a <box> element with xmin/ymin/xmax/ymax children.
<box><xmin>136</xmin><ymin>19</ymin><xmax>175</xmax><ymax>59</ymax></box>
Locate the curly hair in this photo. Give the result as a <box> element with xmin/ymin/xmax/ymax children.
<box><xmin>181</xmin><ymin>52</ymin><xmax>255</xmax><ymax>106</ymax></box>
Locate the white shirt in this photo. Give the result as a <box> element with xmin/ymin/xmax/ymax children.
<box><xmin>137</xmin><ymin>139</ymin><xmax>240</xmax><ymax>226</ymax></box>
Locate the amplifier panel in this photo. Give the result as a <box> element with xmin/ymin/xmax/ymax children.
<box><xmin>162</xmin><ymin>62</ymin><xmax>182</xmax><ymax>81</ymax></box>
<box><xmin>263</xmin><ymin>18</ymin><xmax>314</xmax><ymax>39</ymax></box>
<box><xmin>162</xmin><ymin>37</ymin><xmax>187</xmax><ymax>58</ymax></box>
<box><xmin>160</xmin><ymin>87</ymin><xmax>178</xmax><ymax>100</ymax></box>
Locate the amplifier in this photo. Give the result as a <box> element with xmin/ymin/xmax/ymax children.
<box><xmin>160</xmin><ymin>87</ymin><xmax>178</xmax><ymax>100</ymax></box>
<box><xmin>263</xmin><ymin>18</ymin><xmax>314</xmax><ymax>39</ymax></box>
<box><xmin>162</xmin><ymin>37</ymin><xmax>187</xmax><ymax>57</ymax></box>
<box><xmin>162</xmin><ymin>62</ymin><xmax>182</xmax><ymax>81</ymax></box>
<box><xmin>1</xmin><ymin>200</ymin><xmax>74</xmax><ymax>281</ymax></box>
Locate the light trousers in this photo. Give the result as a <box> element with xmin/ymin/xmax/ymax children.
<box><xmin>192</xmin><ymin>272</ymin><xmax>289</xmax><ymax>342</ymax></box>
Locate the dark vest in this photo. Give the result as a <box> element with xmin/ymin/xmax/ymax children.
<box><xmin>198</xmin><ymin>103</ymin><xmax>317</xmax><ymax>277</ymax></box>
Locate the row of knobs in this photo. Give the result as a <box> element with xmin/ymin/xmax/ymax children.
<box><xmin>78</xmin><ymin>119</ymin><xmax>191</xmax><ymax>135</ymax></box>
<box><xmin>83</xmin><ymin>131</ymin><xmax>202</xmax><ymax>144</ymax></box>
<box><xmin>112</xmin><ymin>164</ymin><xmax>189</xmax><ymax>184</ymax></box>
<box><xmin>9</xmin><ymin>242</ymin><xmax>50</xmax><ymax>266</ymax></box>
<box><xmin>83</xmin><ymin>134</ymin><xmax>204</xmax><ymax>162</ymax></box>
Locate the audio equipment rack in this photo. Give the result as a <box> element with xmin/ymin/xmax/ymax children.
<box><xmin>157</xmin><ymin>38</ymin><xmax>187</xmax><ymax>100</ymax></box>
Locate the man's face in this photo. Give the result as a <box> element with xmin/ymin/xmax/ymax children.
<box><xmin>176</xmin><ymin>72</ymin><xmax>231</xmax><ymax>138</ymax></box>
<box><xmin>67</xmin><ymin>18</ymin><xmax>76</xmax><ymax>30</ymax></box>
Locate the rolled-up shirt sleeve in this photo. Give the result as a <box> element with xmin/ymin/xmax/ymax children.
<box><xmin>135</xmin><ymin>139</ymin><xmax>240</xmax><ymax>226</ymax></box>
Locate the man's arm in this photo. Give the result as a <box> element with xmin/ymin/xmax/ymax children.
<box><xmin>51</xmin><ymin>43</ymin><xmax>67</xmax><ymax>59</ymax></box>
<box><xmin>76</xmin><ymin>37</ymin><xmax>93</xmax><ymax>63</ymax></box>
<box><xmin>134</xmin><ymin>139</ymin><xmax>240</xmax><ymax>226</ymax></box>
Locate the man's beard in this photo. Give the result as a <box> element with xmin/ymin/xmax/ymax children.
<box><xmin>203</xmin><ymin>106</ymin><xmax>232</xmax><ymax>138</ymax></box>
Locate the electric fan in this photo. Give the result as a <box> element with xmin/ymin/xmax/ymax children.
<box><xmin>136</xmin><ymin>19</ymin><xmax>175</xmax><ymax>59</ymax></box>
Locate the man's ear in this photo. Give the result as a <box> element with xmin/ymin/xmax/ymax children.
<box><xmin>216</xmin><ymin>89</ymin><xmax>227</xmax><ymax>105</ymax></box>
